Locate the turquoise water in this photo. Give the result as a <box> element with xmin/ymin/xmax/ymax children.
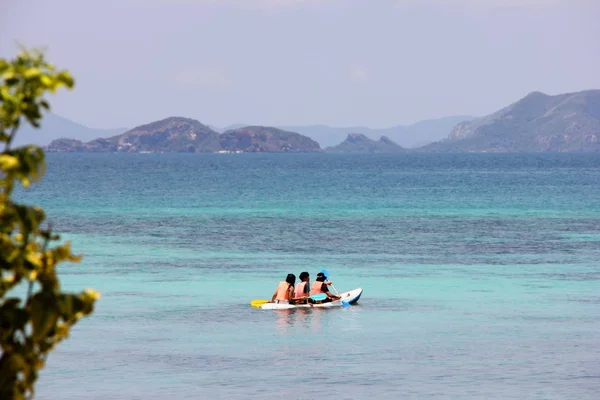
<box><xmin>14</xmin><ymin>153</ymin><xmax>600</xmax><ymax>399</ymax></box>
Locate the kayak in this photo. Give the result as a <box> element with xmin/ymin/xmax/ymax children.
<box><xmin>258</xmin><ymin>287</ymin><xmax>363</xmax><ymax>310</ymax></box>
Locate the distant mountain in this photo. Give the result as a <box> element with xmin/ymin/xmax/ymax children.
<box><xmin>208</xmin><ymin>124</ymin><xmax>246</xmax><ymax>133</ymax></box>
<box><xmin>325</xmin><ymin>133</ymin><xmax>406</xmax><ymax>153</ymax></box>
<box><xmin>211</xmin><ymin>116</ymin><xmax>473</xmax><ymax>148</ymax></box>
<box><xmin>420</xmin><ymin>90</ymin><xmax>600</xmax><ymax>152</ymax></box>
<box><xmin>221</xmin><ymin>124</ymin><xmax>247</xmax><ymax>132</ymax></box>
<box><xmin>208</xmin><ymin>125</ymin><xmax>223</xmax><ymax>133</ymax></box>
<box><xmin>220</xmin><ymin>126</ymin><xmax>321</xmax><ymax>152</ymax></box>
<box><xmin>46</xmin><ymin>117</ymin><xmax>322</xmax><ymax>153</ymax></box>
<box><xmin>14</xmin><ymin>113</ymin><xmax>127</xmax><ymax>146</ymax></box>
<box><xmin>276</xmin><ymin>116</ymin><xmax>474</xmax><ymax>148</ymax></box>
<box><xmin>34</xmin><ymin>114</ymin><xmax>472</xmax><ymax>150</ymax></box>
<box><xmin>399</xmin><ymin>117</ymin><xmax>475</xmax><ymax>148</ymax></box>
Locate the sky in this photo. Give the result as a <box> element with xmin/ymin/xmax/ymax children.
<box><xmin>1</xmin><ymin>0</ymin><xmax>599</xmax><ymax>130</ymax></box>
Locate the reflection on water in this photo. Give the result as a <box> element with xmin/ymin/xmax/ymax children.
<box><xmin>274</xmin><ymin>305</ymin><xmax>365</xmax><ymax>335</ymax></box>
<box><xmin>275</xmin><ymin>308</ymin><xmax>326</xmax><ymax>334</ymax></box>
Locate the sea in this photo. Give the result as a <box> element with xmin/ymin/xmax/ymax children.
<box><xmin>13</xmin><ymin>152</ymin><xmax>600</xmax><ymax>400</ymax></box>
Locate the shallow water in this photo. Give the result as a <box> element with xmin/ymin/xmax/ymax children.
<box><xmin>12</xmin><ymin>153</ymin><xmax>600</xmax><ymax>399</ymax></box>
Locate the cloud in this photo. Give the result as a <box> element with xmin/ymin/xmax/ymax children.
<box><xmin>172</xmin><ymin>67</ymin><xmax>232</xmax><ymax>89</ymax></box>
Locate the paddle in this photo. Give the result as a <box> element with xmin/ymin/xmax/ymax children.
<box><xmin>320</xmin><ymin>269</ymin><xmax>350</xmax><ymax>307</ymax></box>
<box><xmin>250</xmin><ymin>299</ymin><xmax>269</xmax><ymax>308</ymax></box>
<box><xmin>252</xmin><ymin>294</ymin><xmax>324</xmax><ymax>307</ymax></box>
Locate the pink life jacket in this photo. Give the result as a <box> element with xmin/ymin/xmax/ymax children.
<box><xmin>275</xmin><ymin>281</ymin><xmax>291</xmax><ymax>301</ymax></box>
<box><xmin>311</xmin><ymin>281</ymin><xmax>325</xmax><ymax>295</ymax></box>
<box><xmin>294</xmin><ymin>281</ymin><xmax>308</xmax><ymax>299</ymax></box>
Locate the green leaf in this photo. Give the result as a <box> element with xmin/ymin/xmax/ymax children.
<box><xmin>5</xmin><ymin>78</ymin><xmax>19</xmax><ymax>87</ymax></box>
<box><xmin>0</xmin><ymin>155</ymin><xmax>19</xmax><ymax>171</ymax></box>
<box><xmin>23</xmin><ymin>68</ymin><xmax>41</xmax><ymax>80</ymax></box>
<box><xmin>2</xmin><ymin>71</ymin><xmax>16</xmax><ymax>81</ymax></box>
<box><xmin>57</xmin><ymin>294</ymin><xmax>75</xmax><ymax>321</ymax></box>
<box><xmin>29</xmin><ymin>292</ymin><xmax>58</xmax><ymax>341</ymax></box>
<box><xmin>0</xmin><ymin>298</ymin><xmax>26</xmax><ymax>337</ymax></box>
<box><xmin>1</xmin><ymin>297</ymin><xmax>21</xmax><ymax>307</ymax></box>
<box><xmin>56</xmin><ymin>72</ymin><xmax>74</xmax><ymax>88</ymax></box>
<box><xmin>0</xmin><ymin>302</ymin><xmax>29</xmax><ymax>335</ymax></box>
<box><xmin>0</xmin><ymin>352</ymin><xmax>26</xmax><ymax>387</ymax></box>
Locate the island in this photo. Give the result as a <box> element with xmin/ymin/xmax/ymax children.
<box><xmin>46</xmin><ymin>118</ymin><xmax>320</xmax><ymax>153</ymax></box>
<box><xmin>45</xmin><ymin>89</ymin><xmax>600</xmax><ymax>153</ymax></box>
<box><xmin>325</xmin><ymin>133</ymin><xmax>406</xmax><ymax>153</ymax></box>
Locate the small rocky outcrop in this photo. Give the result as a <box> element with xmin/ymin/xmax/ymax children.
<box><xmin>325</xmin><ymin>133</ymin><xmax>405</xmax><ymax>153</ymax></box>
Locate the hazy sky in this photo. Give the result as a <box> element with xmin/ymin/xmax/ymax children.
<box><xmin>1</xmin><ymin>0</ymin><xmax>599</xmax><ymax>130</ymax></box>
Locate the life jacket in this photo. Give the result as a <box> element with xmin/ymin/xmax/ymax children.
<box><xmin>275</xmin><ymin>281</ymin><xmax>292</xmax><ymax>301</ymax></box>
<box><xmin>311</xmin><ymin>281</ymin><xmax>325</xmax><ymax>295</ymax></box>
<box><xmin>294</xmin><ymin>281</ymin><xmax>308</xmax><ymax>299</ymax></box>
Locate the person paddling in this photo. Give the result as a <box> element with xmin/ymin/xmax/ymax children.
<box><xmin>310</xmin><ymin>272</ymin><xmax>341</xmax><ymax>302</ymax></box>
<box><xmin>271</xmin><ymin>273</ymin><xmax>296</xmax><ymax>304</ymax></box>
<box><xmin>293</xmin><ymin>271</ymin><xmax>310</xmax><ymax>303</ymax></box>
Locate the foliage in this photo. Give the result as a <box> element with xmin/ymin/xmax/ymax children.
<box><xmin>0</xmin><ymin>47</ymin><xmax>99</xmax><ymax>399</ymax></box>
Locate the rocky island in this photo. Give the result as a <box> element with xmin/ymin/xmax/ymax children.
<box><xmin>46</xmin><ymin>117</ymin><xmax>321</xmax><ymax>153</ymax></box>
<box><xmin>219</xmin><ymin>126</ymin><xmax>320</xmax><ymax>152</ymax></box>
<box><xmin>325</xmin><ymin>133</ymin><xmax>406</xmax><ymax>153</ymax></box>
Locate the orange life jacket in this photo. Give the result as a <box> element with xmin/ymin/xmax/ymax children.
<box><xmin>275</xmin><ymin>281</ymin><xmax>292</xmax><ymax>301</ymax></box>
<box><xmin>311</xmin><ymin>281</ymin><xmax>325</xmax><ymax>295</ymax></box>
<box><xmin>294</xmin><ymin>281</ymin><xmax>308</xmax><ymax>299</ymax></box>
